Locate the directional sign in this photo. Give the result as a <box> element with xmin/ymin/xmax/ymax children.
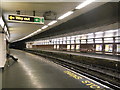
<box><xmin>8</xmin><ymin>15</ymin><xmax>44</xmax><ymax>24</ymax></box>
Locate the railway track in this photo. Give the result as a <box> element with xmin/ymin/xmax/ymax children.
<box><xmin>25</xmin><ymin>49</ymin><xmax>120</xmax><ymax>89</ymax></box>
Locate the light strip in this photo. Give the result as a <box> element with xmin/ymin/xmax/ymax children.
<box><xmin>12</xmin><ymin>29</ymin><xmax>42</xmax><ymax>42</ymax></box>
<box><xmin>58</xmin><ymin>11</ymin><xmax>74</xmax><ymax>20</ymax></box>
<box><xmin>41</xmin><ymin>25</ymin><xmax>48</xmax><ymax>29</ymax></box>
<box><xmin>36</xmin><ymin>29</ymin><xmax>42</xmax><ymax>32</ymax></box>
<box><xmin>75</xmin><ymin>0</ymin><xmax>95</xmax><ymax>9</ymax></box>
<box><xmin>48</xmin><ymin>21</ymin><xmax>57</xmax><ymax>26</ymax></box>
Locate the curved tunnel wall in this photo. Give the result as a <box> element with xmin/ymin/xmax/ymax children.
<box><xmin>11</xmin><ymin>2</ymin><xmax>119</xmax><ymax>49</ymax></box>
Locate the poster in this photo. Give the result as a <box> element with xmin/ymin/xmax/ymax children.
<box><xmin>67</xmin><ymin>45</ymin><xmax>70</xmax><ymax>50</ymax></box>
<box><xmin>54</xmin><ymin>45</ymin><xmax>56</xmax><ymax>49</ymax></box>
<box><xmin>105</xmin><ymin>44</ymin><xmax>113</xmax><ymax>52</ymax></box>
<box><xmin>117</xmin><ymin>44</ymin><xmax>120</xmax><ymax>52</ymax></box>
<box><xmin>57</xmin><ymin>45</ymin><xmax>59</xmax><ymax>49</ymax></box>
<box><xmin>76</xmin><ymin>45</ymin><xmax>80</xmax><ymax>50</ymax></box>
<box><xmin>96</xmin><ymin>45</ymin><xmax>102</xmax><ymax>51</ymax></box>
<box><xmin>71</xmin><ymin>45</ymin><xmax>75</xmax><ymax>50</ymax></box>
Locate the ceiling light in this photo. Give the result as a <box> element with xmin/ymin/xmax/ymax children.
<box><xmin>41</xmin><ymin>25</ymin><xmax>48</xmax><ymax>29</ymax></box>
<box><xmin>37</xmin><ymin>29</ymin><xmax>42</xmax><ymax>32</ymax></box>
<box><xmin>48</xmin><ymin>21</ymin><xmax>57</xmax><ymax>26</ymax></box>
<box><xmin>75</xmin><ymin>0</ymin><xmax>95</xmax><ymax>9</ymax></box>
<box><xmin>58</xmin><ymin>11</ymin><xmax>74</xmax><ymax>20</ymax></box>
<box><xmin>12</xmin><ymin>29</ymin><xmax>42</xmax><ymax>42</ymax></box>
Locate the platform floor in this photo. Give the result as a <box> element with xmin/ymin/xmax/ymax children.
<box><xmin>2</xmin><ymin>49</ymin><xmax>110</xmax><ymax>88</ymax></box>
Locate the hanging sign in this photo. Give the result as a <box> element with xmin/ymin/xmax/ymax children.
<box><xmin>8</xmin><ymin>15</ymin><xmax>44</xmax><ymax>24</ymax></box>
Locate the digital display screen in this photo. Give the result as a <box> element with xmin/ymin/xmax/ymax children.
<box><xmin>105</xmin><ymin>44</ymin><xmax>113</xmax><ymax>52</ymax></box>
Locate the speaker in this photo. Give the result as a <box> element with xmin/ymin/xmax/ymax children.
<box><xmin>43</xmin><ymin>11</ymin><xmax>57</xmax><ymax>20</ymax></box>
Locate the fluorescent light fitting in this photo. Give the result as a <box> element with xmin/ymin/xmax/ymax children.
<box><xmin>36</xmin><ymin>29</ymin><xmax>42</xmax><ymax>32</ymax></box>
<box><xmin>75</xmin><ymin>0</ymin><xmax>95</xmax><ymax>9</ymax></box>
<box><xmin>41</xmin><ymin>25</ymin><xmax>48</xmax><ymax>29</ymax></box>
<box><xmin>58</xmin><ymin>11</ymin><xmax>74</xmax><ymax>20</ymax></box>
<box><xmin>12</xmin><ymin>29</ymin><xmax>42</xmax><ymax>42</ymax></box>
<box><xmin>48</xmin><ymin>21</ymin><xmax>57</xmax><ymax>26</ymax></box>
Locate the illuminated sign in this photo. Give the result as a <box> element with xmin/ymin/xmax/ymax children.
<box><xmin>8</xmin><ymin>15</ymin><xmax>44</xmax><ymax>24</ymax></box>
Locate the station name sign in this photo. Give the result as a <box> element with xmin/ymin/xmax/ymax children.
<box><xmin>8</xmin><ymin>15</ymin><xmax>44</xmax><ymax>24</ymax></box>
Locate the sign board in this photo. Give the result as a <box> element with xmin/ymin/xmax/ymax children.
<box><xmin>8</xmin><ymin>15</ymin><xmax>44</xmax><ymax>24</ymax></box>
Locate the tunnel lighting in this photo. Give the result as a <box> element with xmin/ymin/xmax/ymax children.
<box><xmin>30</xmin><ymin>29</ymin><xmax>42</xmax><ymax>36</ymax></box>
<box><xmin>58</xmin><ymin>11</ymin><xmax>74</xmax><ymax>20</ymax></box>
<box><xmin>30</xmin><ymin>29</ymin><xmax>42</xmax><ymax>35</ymax></box>
<box><xmin>41</xmin><ymin>25</ymin><xmax>48</xmax><ymax>29</ymax></box>
<box><xmin>48</xmin><ymin>21</ymin><xmax>57</xmax><ymax>26</ymax></box>
<box><xmin>12</xmin><ymin>29</ymin><xmax>42</xmax><ymax>42</ymax></box>
<box><xmin>75</xmin><ymin>0</ymin><xmax>95</xmax><ymax>9</ymax></box>
<box><xmin>36</xmin><ymin>29</ymin><xmax>42</xmax><ymax>32</ymax></box>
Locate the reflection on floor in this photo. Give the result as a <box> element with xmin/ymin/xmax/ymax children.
<box><xmin>2</xmin><ymin>49</ymin><xmax>86</xmax><ymax>88</ymax></box>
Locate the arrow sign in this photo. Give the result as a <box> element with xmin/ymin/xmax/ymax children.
<box><xmin>8</xmin><ymin>15</ymin><xmax>44</xmax><ymax>24</ymax></box>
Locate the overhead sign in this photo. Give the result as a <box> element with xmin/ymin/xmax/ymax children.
<box><xmin>8</xmin><ymin>15</ymin><xmax>44</xmax><ymax>24</ymax></box>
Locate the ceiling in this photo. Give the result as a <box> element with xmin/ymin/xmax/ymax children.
<box><xmin>1</xmin><ymin>1</ymin><xmax>107</xmax><ymax>42</ymax></box>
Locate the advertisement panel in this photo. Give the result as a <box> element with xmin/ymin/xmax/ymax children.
<box><xmin>96</xmin><ymin>44</ymin><xmax>102</xmax><ymax>51</ymax></box>
<box><xmin>71</xmin><ymin>45</ymin><xmax>75</xmax><ymax>50</ymax></box>
<box><xmin>117</xmin><ymin>44</ymin><xmax>120</xmax><ymax>52</ymax></box>
<box><xmin>105</xmin><ymin>44</ymin><xmax>113</xmax><ymax>52</ymax></box>
<box><xmin>76</xmin><ymin>45</ymin><xmax>80</xmax><ymax>50</ymax></box>
<box><xmin>67</xmin><ymin>45</ymin><xmax>70</xmax><ymax>50</ymax></box>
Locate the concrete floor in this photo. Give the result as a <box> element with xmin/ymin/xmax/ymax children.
<box><xmin>2</xmin><ymin>49</ymin><xmax>109</xmax><ymax>89</ymax></box>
